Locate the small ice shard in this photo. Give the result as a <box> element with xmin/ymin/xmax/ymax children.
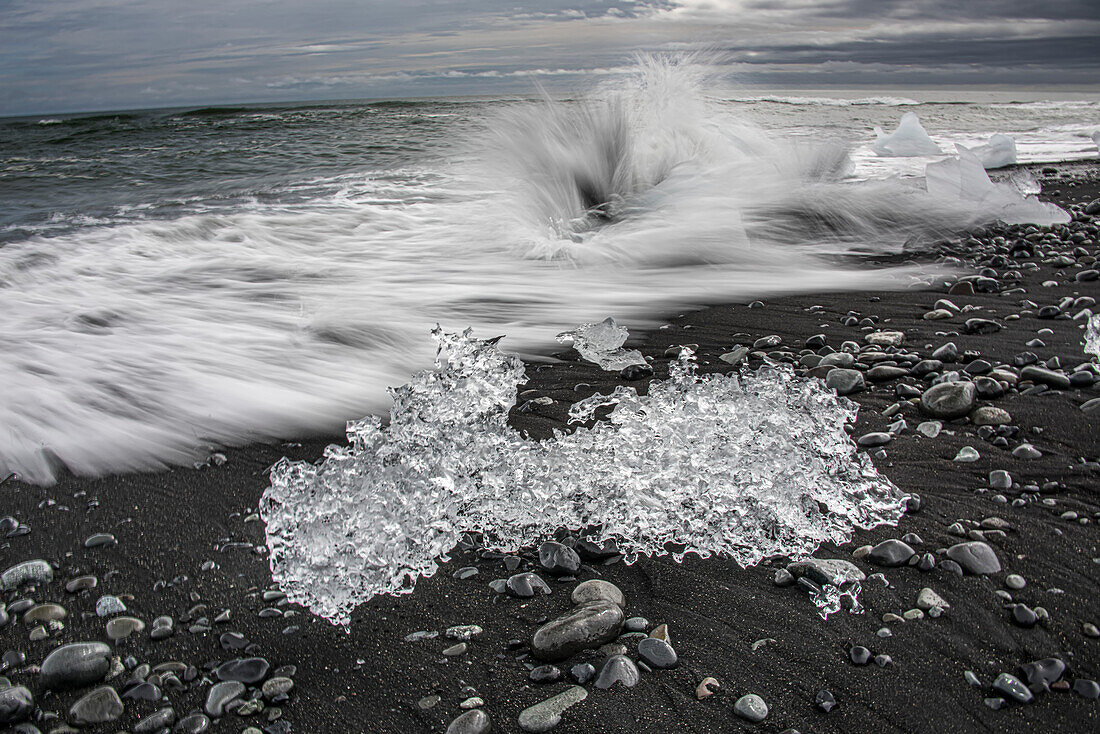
<box><xmin>1093</xmin><ymin>131</ymin><xmax>1100</xmax><ymax>155</ymax></box>
<box><xmin>261</xmin><ymin>327</ymin><xmax>907</xmax><ymax>626</ymax></box>
<box><xmin>925</xmin><ymin>146</ymin><xmax>1069</xmax><ymax>226</ymax></box>
<box><xmin>960</xmin><ymin>134</ymin><xmax>1016</xmax><ymax>169</ymax></box>
<box><xmin>1086</xmin><ymin>314</ymin><xmax>1100</xmax><ymax>361</ymax></box>
<box><xmin>1009</xmin><ymin>168</ymin><xmax>1041</xmax><ymax>196</ymax></box>
<box><xmin>872</xmin><ymin>112</ymin><xmax>943</xmax><ymax>157</ymax></box>
<box><xmin>557</xmin><ymin>317</ymin><xmax>646</xmax><ymax>371</ymax></box>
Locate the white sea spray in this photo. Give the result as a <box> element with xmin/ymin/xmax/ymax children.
<box><xmin>261</xmin><ymin>327</ymin><xmax>906</xmax><ymax>626</ymax></box>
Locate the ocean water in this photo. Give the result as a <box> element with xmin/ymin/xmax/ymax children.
<box><xmin>1</xmin><ymin>57</ymin><xmax>1097</xmax><ymax>483</ymax></box>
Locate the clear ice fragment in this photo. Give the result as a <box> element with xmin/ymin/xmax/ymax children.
<box><xmin>1086</xmin><ymin>314</ymin><xmax>1100</xmax><ymax>361</ymax></box>
<box><xmin>556</xmin><ymin>317</ymin><xmax>646</xmax><ymax>371</ymax></box>
<box><xmin>872</xmin><ymin>112</ymin><xmax>944</xmax><ymax>157</ymax></box>
<box><xmin>261</xmin><ymin>327</ymin><xmax>907</xmax><ymax>626</ymax></box>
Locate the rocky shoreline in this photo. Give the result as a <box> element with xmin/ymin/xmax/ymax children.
<box><xmin>2</xmin><ymin>160</ymin><xmax>1099</xmax><ymax>733</ymax></box>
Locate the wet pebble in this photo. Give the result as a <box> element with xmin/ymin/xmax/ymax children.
<box><xmin>68</xmin><ymin>685</ymin><xmax>123</xmax><ymax>726</ymax></box>
<box><xmin>733</xmin><ymin>693</ymin><xmax>768</xmax><ymax>722</ymax></box>
<box><xmin>594</xmin><ymin>655</ymin><xmax>639</xmax><ymax>689</ymax></box>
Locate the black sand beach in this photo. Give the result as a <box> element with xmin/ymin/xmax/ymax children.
<box><xmin>2</xmin><ymin>161</ymin><xmax>1099</xmax><ymax>734</ymax></box>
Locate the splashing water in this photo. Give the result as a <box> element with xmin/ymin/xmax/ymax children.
<box><xmin>0</xmin><ymin>54</ymin><xmax>1070</xmax><ymax>483</ymax></box>
<box><xmin>260</xmin><ymin>327</ymin><xmax>906</xmax><ymax>626</ymax></box>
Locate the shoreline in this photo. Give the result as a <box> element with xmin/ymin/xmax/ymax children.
<box><xmin>2</xmin><ymin>160</ymin><xmax>1099</xmax><ymax>733</ymax></box>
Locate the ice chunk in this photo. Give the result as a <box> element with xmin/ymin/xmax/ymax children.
<box><xmin>872</xmin><ymin>112</ymin><xmax>943</xmax><ymax>157</ymax></box>
<box><xmin>556</xmin><ymin>317</ymin><xmax>646</xmax><ymax>371</ymax></box>
<box><xmin>1086</xmin><ymin>314</ymin><xmax>1100</xmax><ymax>361</ymax></box>
<box><xmin>960</xmin><ymin>134</ymin><xmax>1016</xmax><ymax>169</ymax></box>
<box><xmin>1093</xmin><ymin>130</ymin><xmax>1100</xmax><ymax>154</ymax></box>
<box><xmin>925</xmin><ymin>146</ymin><xmax>1069</xmax><ymax>226</ymax></box>
<box><xmin>1009</xmin><ymin>168</ymin><xmax>1041</xmax><ymax>196</ymax></box>
<box><xmin>261</xmin><ymin>327</ymin><xmax>907</xmax><ymax>626</ymax></box>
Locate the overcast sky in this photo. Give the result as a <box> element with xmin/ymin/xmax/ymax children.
<box><xmin>2</xmin><ymin>0</ymin><xmax>1099</xmax><ymax>115</ymax></box>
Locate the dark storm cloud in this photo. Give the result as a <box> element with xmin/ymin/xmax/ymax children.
<box><xmin>0</xmin><ymin>0</ymin><xmax>1097</xmax><ymax>115</ymax></box>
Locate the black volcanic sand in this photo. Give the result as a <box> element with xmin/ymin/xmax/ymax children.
<box><xmin>2</xmin><ymin>162</ymin><xmax>1099</xmax><ymax>734</ymax></box>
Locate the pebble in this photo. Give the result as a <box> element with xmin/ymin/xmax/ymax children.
<box><xmin>133</xmin><ymin>707</ymin><xmax>175</xmax><ymax>733</ymax></box>
<box><xmin>825</xmin><ymin>368</ymin><xmax>865</xmax><ymax>396</ymax></box>
<box><xmin>921</xmin><ymin>381</ymin><xmax>977</xmax><ymax>419</ymax></box>
<box><xmin>593</xmin><ymin>654</ymin><xmax>639</xmax><ymax>689</ymax></box>
<box><xmin>215</xmin><ymin>657</ymin><xmax>270</xmax><ymax>684</ymax></box>
<box><xmin>173</xmin><ymin>712</ymin><xmax>211</xmax><ymax>733</ymax></box>
<box><xmin>971</xmin><ymin>406</ymin><xmax>1011</xmax><ymax>426</ymax></box>
<box><xmin>84</xmin><ymin>533</ymin><xmax>116</xmax><ymax>548</ymax></box>
<box><xmin>953</xmin><ymin>446</ymin><xmax>980</xmax><ymax>462</ymax></box>
<box><xmin>696</xmin><ymin>677</ymin><xmax>720</xmax><ymax>699</ymax></box>
<box><xmin>916</xmin><ymin>421</ymin><xmax>942</xmax><ymax>438</ymax></box>
<box><xmin>445</xmin><ymin>625</ymin><xmax>483</xmax><ymax>641</ymax></box>
<box><xmin>733</xmin><ymin>693</ymin><xmax>768</xmax><ymax>722</ymax></box>
<box><xmin>446</xmin><ymin>709</ymin><xmax>491</xmax><ymax>734</ymax></box>
<box><xmin>570</xmin><ymin>663</ymin><xmax>596</xmax><ymax>685</ymax></box>
<box><xmin>205</xmin><ymin>680</ymin><xmax>245</xmax><ymax>717</ymax></box>
<box><xmin>570</xmin><ymin>580</ymin><xmax>624</xmax><ymax>608</ymax></box>
<box><xmin>945</xmin><ymin>541</ymin><xmax>1001</xmax><ymax>574</ymax></box>
<box><xmin>850</xmin><ymin>646</ymin><xmax>872</xmax><ymax>665</ymax></box>
<box><xmin>815</xmin><ymin>689</ymin><xmax>837</xmax><ymax>712</ymax></box>
<box><xmin>0</xmin><ymin>560</ymin><xmax>53</xmax><ymax>591</ymax></box>
<box><xmin>0</xmin><ymin>685</ymin><xmax>33</xmax><ymax>725</ymax></box>
<box><xmin>68</xmin><ymin>685</ymin><xmax>124</xmax><ymax>726</ymax></box>
<box><xmin>95</xmin><ymin>595</ymin><xmax>126</xmax><ymax>617</ymax></box>
<box><xmin>530</xmin><ymin>601</ymin><xmax>625</xmax><ymax>662</ymax></box>
<box><xmin>23</xmin><ymin>603</ymin><xmax>66</xmax><ymax>624</ymax></box>
<box><xmin>106</xmin><ymin>616</ymin><xmax>145</xmax><ymax>641</ymax></box>
<box><xmin>1012</xmin><ymin>443</ymin><xmax>1043</xmax><ymax>459</ymax></box>
<box><xmin>506</xmin><ymin>572</ymin><xmax>551</xmax><ymax>598</ymax></box>
<box><xmin>1005</xmin><ymin>574</ymin><xmax>1026</xmax><ymax>590</ymax></box>
<box><xmin>1074</xmin><ymin>679</ymin><xmax>1100</xmax><ymax>699</ymax></box>
<box><xmin>538</xmin><ymin>542</ymin><xmax>581</xmax><ymax>575</ymax></box>
<box><xmin>529</xmin><ymin>665</ymin><xmax>562</xmax><ymax>683</ymax></box>
<box><xmin>867</xmin><ymin>539</ymin><xmax>915</xmax><ymax>567</ymax></box>
<box><xmin>636</xmin><ymin>638</ymin><xmax>678</xmax><ymax>669</ymax></box>
<box><xmin>916</xmin><ymin>588</ymin><xmax>949</xmax><ymax>612</ymax></box>
<box><xmin>40</xmin><ymin>641</ymin><xmax>112</xmax><ymax>690</ymax></box>
<box><xmin>64</xmin><ymin>575</ymin><xmax>97</xmax><ymax>593</ymax></box>
<box><xmin>517</xmin><ymin>686</ymin><xmax>587</xmax><ymax>732</ymax></box>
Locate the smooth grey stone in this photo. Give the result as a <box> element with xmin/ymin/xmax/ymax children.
<box><xmin>570</xmin><ymin>663</ymin><xmax>596</xmax><ymax>684</ymax></box>
<box><xmin>1</xmin><ymin>560</ymin><xmax>53</xmax><ymax>591</ymax></box>
<box><xmin>134</xmin><ymin>707</ymin><xmax>175</xmax><ymax>733</ymax></box>
<box><xmin>40</xmin><ymin>641</ymin><xmax>111</xmax><ymax>690</ymax></box>
<box><xmin>815</xmin><ymin>689</ymin><xmax>836</xmax><ymax>712</ymax></box>
<box><xmin>1074</xmin><ymin>679</ymin><xmax>1100</xmax><ymax>699</ymax></box>
<box><xmin>636</xmin><ymin>638</ymin><xmax>677</xmax><ymax>670</ymax></box>
<box><xmin>529</xmin><ymin>664</ymin><xmax>562</xmax><ymax>683</ymax></box>
<box><xmin>205</xmin><ymin>680</ymin><xmax>245</xmax><ymax>717</ymax></box>
<box><xmin>23</xmin><ymin>603</ymin><xmax>66</xmax><ymax>624</ymax></box>
<box><xmin>261</xmin><ymin>676</ymin><xmax>294</xmax><ymax>700</ymax></box>
<box><xmin>0</xmin><ymin>685</ymin><xmax>33</xmax><ymax>725</ymax></box>
<box><xmin>964</xmin><ymin>318</ymin><xmax>1001</xmax><ymax>334</ymax></box>
<box><xmin>95</xmin><ymin>595</ymin><xmax>126</xmax><ymax>617</ymax></box>
<box><xmin>174</xmin><ymin>712</ymin><xmax>211</xmax><ymax>733</ymax></box>
<box><xmin>734</xmin><ymin>693</ymin><xmax>768</xmax><ymax>722</ymax></box>
<box><xmin>623</xmin><ymin>617</ymin><xmax>649</xmax><ymax>633</ymax></box>
<box><xmin>857</xmin><ymin>432</ymin><xmax>892</xmax><ymax>447</ymax></box>
<box><xmin>1005</xmin><ymin>574</ymin><xmax>1026</xmax><ymax>590</ymax></box>
<box><xmin>916</xmin><ymin>588</ymin><xmax>949</xmax><ymax>612</ymax></box>
<box><xmin>506</xmin><ymin>572</ymin><xmax>551</xmax><ymax>598</ymax></box>
<box><xmin>570</xmin><ymin>580</ymin><xmax>624</xmax><ymax>608</ymax></box>
<box><xmin>971</xmin><ymin>406</ymin><xmax>1010</xmax><ymax>426</ymax></box>
<box><xmin>921</xmin><ymin>381</ymin><xmax>976</xmax><ymax>419</ymax></box>
<box><xmin>64</xmin><ymin>575</ymin><xmax>97</xmax><ymax>593</ymax></box>
<box><xmin>517</xmin><ymin>686</ymin><xmax>587</xmax><ymax>733</ymax></box>
<box><xmin>538</xmin><ymin>541</ymin><xmax>581</xmax><ymax>575</ymax></box>
<box><xmin>850</xmin><ymin>646</ymin><xmax>871</xmax><ymax>665</ymax></box>
<box><xmin>1012</xmin><ymin>443</ymin><xmax>1042</xmax><ymax>459</ymax></box>
<box><xmin>867</xmin><ymin>539</ymin><xmax>915</xmax><ymax>567</ymax></box>
<box><xmin>214</xmin><ymin>657</ymin><xmax>269</xmax><ymax>684</ymax></box>
<box><xmin>83</xmin><ymin>533</ymin><xmax>116</xmax><ymax>548</ymax></box>
<box><xmin>446</xmin><ymin>708</ymin><xmax>491</xmax><ymax>734</ymax></box>
<box><xmin>825</xmin><ymin>368</ymin><xmax>864</xmax><ymax>396</ymax></box>
<box><xmin>530</xmin><ymin>601</ymin><xmax>624</xmax><ymax>662</ymax></box>
<box><xmin>1019</xmin><ymin>658</ymin><xmax>1065</xmax><ymax>686</ymax></box>
<box><xmin>992</xmin><ymin>673</ymin><xmax>1033</xmax><ymax>703</ymax></box>
<box><xmin>106</xmin><ymin>616</ymin><xmax>145</xmax><ymax>641</ymax></box>
<box><xmin>1020</xmin><ymin>365</ymin><xmax>1071</xmax><ymax>389</ymax></box>
<box><xmin>1012</xmin><ymin>604</ymin><xmax>1038</xmax><ymax>627</ymax></box>
<box><xmin>946</xmin><ymin>541</ymin><xmax>1001</xmax><ymax>574</ymax></box>
<box><xmin>68</xmin><ymin>686</ymin><xmax>123</xmax><ymax>726</ymax></box>
<box><xmin>593</xmin><ymin>654</ymin><xmax>639</xmax><ymax>689</ymax></box>
<box><xmin>786</xmin><ymin>559</ymin><xmax>865</xmax><ymax>587</ymax></box>
<box><xmin>819</xmin><ymin>352</ymin><xmax>855</xmax><ymax>369</ymax></box>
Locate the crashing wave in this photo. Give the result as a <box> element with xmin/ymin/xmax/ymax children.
<box><xmin>260</xmin><ymin>326</ymin><xmax>907</xmax><ymax>626</ymax></box>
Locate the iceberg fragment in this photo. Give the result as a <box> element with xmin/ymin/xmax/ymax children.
<box><xmin>1008</xmin><ymin>168</ymin><xmax>1041</xmax><ymax>196</ymax></box>
<box><xmin>556</xmin><ymin>317</ymin><xmax>646</xmax><ymax>371</ymax></box>
<box><xmin>261</xmin><ymin>326</ymin><xmax>907</xmax><ymax>626</ymax></box>
<box><xmin>872</xmin><ymin>112</ymin><xmax>943</xmax><ymax>157</ymax></box>
<box><xmin>1086</xmin><ymin>314</ymin><xmax>1100</xmax><ymax>361</ymax></box>
<box><xmin>925</xmin><ymin>146</ymin><xmax>1069</xmax><ymax>226</ymax></box>
<box><xmin>960</xmin><ymin>134</ymin><xmax>1017</xmax><ymax>169</ymax></box>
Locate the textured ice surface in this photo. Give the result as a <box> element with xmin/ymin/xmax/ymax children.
<box><xmin>926</xmin><ymin>147</ymin><xmax>1069</xmax><ymax>226</ymax></box>
<box><xmin>261</xmin><ymin>327</ymin><xmax>907</xmax><ymax>626</ymax></box>
<box><xmin>1086</xmin><ymin>314</ymin><xmax>1100</xmax><ymax>361</ymax></box>
<box><xmin>556</xmin><ymin>317</ymin><xmax>646</xmax><ymax>371</ymax></box>
<box><xmin>1009</xmin><ymin>168</ymin><xmax>1041</xmax><ymax>196</ymax></box>
<box><xmin>872</xmin><ymin>113</ymin><xmax>943</xmax><ymax>157</ymax></box>
<box><xmin>960</xmin><ymin>134</ymin><xmax>1017</xmax><ymax>169</ymax></box>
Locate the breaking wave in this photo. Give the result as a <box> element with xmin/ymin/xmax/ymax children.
<box><xmin>0</xmin><ymin>54</ymin><xmax>1069</xmax><ymax>482</ymax></box>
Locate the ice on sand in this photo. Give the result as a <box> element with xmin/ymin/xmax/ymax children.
<box><xmin>1086</xmin><ymin>314</ymin><xmax>1100</xmax><ymax>361</ymax></box>
<box><xmin>556</xmin><ymin>317</ymin><xmax>646</xmax><ymax>371</ymax></box>
<box><xmin>959</xmin><ymin>134</ymin><xmax>1016</xmax><ymax>169</ymax></box>
<box><xmin>925</xmin><ymin>146</ymin><xmax>1069</xmax><ymax>226</ymax></box>
<box><xmin>261</xmin><ymin>326</ymin><xmax>906</xmax><ymax>626</ymax></box>
<box><xmin>872</xmin><ymin>112</ymin><xmax>943</xmax><ymax>157</ymax></box>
